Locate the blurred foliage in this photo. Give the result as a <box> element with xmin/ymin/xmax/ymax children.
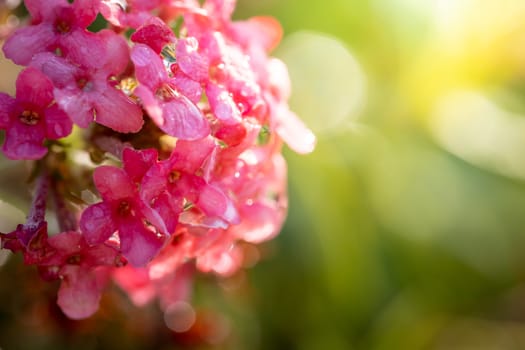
<box><xmin>3</xmin><ymin>0</ymin><xmax>525</xmax><ymax>349</ymax></box>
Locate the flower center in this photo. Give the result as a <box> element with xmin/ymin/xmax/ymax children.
<box><xmin>55</xmin><ymin>19</ymin><xmax>71</xmax><ymax>34</ymax></box>
<box><xmin>19</xmin><ymin>110</ymin><xmax>40</xmax><ymax>125</ymax></box>
<box><xmin>169</xmin><ymin>170</ymin><xmax>181</xmax><ymax>183</ymax></box>
<box><xmin>66</xmin><ymin>254</ymin><xmax>82</xmax><ymax>265</ymax></box>
<box><xmin>117</xmin><ymin>200</ymin><xmax>133</xmax><ymax>217</ymax></box>
<box><xmin>118</xmin><ymin>78</ymin><xmax>137</xmax><ymax>95</ymax></box>
<box><xmin>77</xmin><ymin>78</ymin><xmax>93</xmax><ymax>92</ymax></box>
<box><xmin>156</xmin><ymin>85</ymin><xmax>178</xmax><ymax>101</ymax></box>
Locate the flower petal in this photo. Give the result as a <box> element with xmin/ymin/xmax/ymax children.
<box><xmin>93</xmin><ymin>166</ymin><xmax>136</xmax><ymax>202</ymax></box>
<box><xmin>94</xmin><ymin>85</ymin><xmax>143</xmax><ymax>133</ymax></box>
<box><xmin>119</xmin><ymin>220</ymin><xmax>164</xmax><ymax>267</ymax></box>
<box><xmin>82</xmin><ymin>242</ymin><xmax>122</xmax><ymax>266</ymax></box>
<box><xmin>112</xmin><ymin>266</ymin><xmax>156</xmax><ymax>306</ymax></box>
<box><xmin>79</xmin><ymin>202</ymin><xmax>116</xmax><ymax>245</ymax></box>
<box><xmin>47</xmin><ymin>231</ymin><xmax>83</xmax><ymax>254</ymax></box>
<box><xmin>72</xmin><ymin>0</ymin><xmax>101</xmax><ymax>28</ymax></box>
<box><xmin>57</xmin><ymin>265</ymin><xmax>102</xmax><ymax>320</ymax></box>
<box><xmin>3</xmin><ymin>24</ymin><xmax>55</xmax><ymax>66</ymax></box>
<box><xmin>134</xmin><ymin>85</ymin><xmax>163</xmax><ymax>126</ymax></box>
<box><xmin>31</xmin><ymin>52</ymin><xmax>78</xmax><ymax>89</ymax></box>
<box><xmin>145</xmin><ymin>191</ymin><xmax>181</xmax><ymax>234</ymax></box>
<box><xmin>206</xmin><ymin>83</ymin><xmax>241</xmax><ymax>124</ymax></box>
<box><xmin>233</xmin><ymin>202</ymin><xmax>284</xmax><ymax>243</ymax></box>
<box><xmin>131</xmin><ymin>17</ymin><xmax>176</xmax><ymax>54</ymax></box>
<box><xmin>99</xmin><ymin>29</ymin><xmax>130</xmax><ymax>75</ymax></box>
<box><xmin>16</xmin><ymin>67</ymin><xmax>54</xmax><ymax>108</ymax></box>
<box><xmin>131</xmin><ymin>44</ymin><xmax>167</xmax><ymax>90</ymax></box>
<box><xmin>61</xmin><ymin>30</ymin><xmax>106</xmax><ymax>69</ymax></box>
<box><xmin>231</xmin><ymin>16</ymin><xmax>283</xmax><ymax>52</ymax></box>
<box><xmin>139</xmin><ymin>200</ymin><xmax>169</xmax><ymax>235</ymax></box>
<box><xmin>54</xmin><ymin>87</ymin><xmax>93</xmax><ymax>128</ymax></box>
<box><xmin>0</xmin><ymin>93</ymin><xmax>16</xmax><ymax>128</ymax></box>
<box><xmin>276</xmin><ymin>108</ymin><xmax>316</xmax><ymax>154</ymax></box>
<box><xmin>2</xmin><ymin>122</ymin><xmax>47</xmax><ymax>160</ymax></box>
<box><xmin>123</xmin><ymin>147</ymin><xmax>158</xmax><ymax>183</ymax></box>
<box><xmin>197</xmin><ymin>184</ymin><xmax>239</xmax><ymax>224</ymax></box>
<box><xmin>159</xmin><ymin>94</ymin><xmax>209</xmax><ymax>140</ymax></box>
<box><xmin>168</xmin><ymin>137</ymin><xmax>215</xmax><ymax>173</ymax></box>
<box><xmin>140</xmin><ymin>162</ymin><xmax>169</xmax><ymax>202</ymax></box>
<box><xmin>176</xmin><ymin>37</ymin><xmax>208</xmax><ymax>82</ymax></box>
<box><xmin>25</xmin><ymin>0</ymin><xmax>66</xmax><ymax>22</ymax></box>
<box><xmin>44</xmin><ymin>104</ymin><xmax>73</xmax><ymax>139</ymax></box>
<box><xmin>99</xmin><ymin>0</ymin><xmax>125</xmax><ymax>27</ymax></box>
<box><xmin>171</xmin><ymin>72</ymin><xmax>202</xmax><ymax>104</ymax></box>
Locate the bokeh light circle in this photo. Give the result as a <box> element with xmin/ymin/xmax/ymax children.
<box><xmin>276</xmin><ymin>31</ymin><xmax>366</xmax><ymax>134</ymax></box>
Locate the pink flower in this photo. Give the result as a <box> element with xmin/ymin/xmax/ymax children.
<box><xmin>113</xmin><ymin>261</ymin><xmax>193</xmax><ymax>310</ymax></box>
<box><xmin>205</xmin><ymin>82</ymin><xmax>242</xmax><ymax>125</ymax></box>
<box><xmin>56</xmin><ymin>264</ymin><xmax>111</xmax><ymax>319</ymax></box>
<box><xmin>1</xmin><ymin>173</ymin><xmax>123</xmax><ymax>319</ymax></box>
<box><xmin>5</xmin><ymin>226</ymin><xmax>120</xmax><ymax>319</ymax></box>
<box><xmin>175</xmin><ymin>37</ymin><xmax>209</xmax><ymax>83</ymax></box>
<box><xmin>227</xmin><ymin>153</ymin><xmax>289</xmax><ymax>243</ymax></box>
<box><xmin>79</xmin><ymin>164</ymin><xmax>167</xmax><ymax>267</ymax></box>
<box><xmin>0</xmin><ymin>67</ymin><xmax>72</xmax><ymax>160</ymax></box>
<box><xmin>202</xmin><ymin>33</ymin><xmax>263</xmax><ymax>118</ymax></box>
<box><xmin>31</xmin><ymin>31</ymin><xmax>144</xmax><ymax>133</ymax></box>
<box><xmin>140</xmin><ymin>137</ymin><xmax>239</xmax><ymax>234</ymax></box>
<box><xmin>41</xmin><ymin>231</ymin><xmax>123</xmax><ymax>319</ymax></box>
<box><xmin>3</xmin><ymin>0</ymin><xmax>104</xmax><ymax>67</ymax></box>
<box><xmin>176</xmin><ymin>18</ymin><xmax>266</xmax><ymax>121</ymax></box>
<box><xmin>131</xmin><ymin>43</ymin><xmax>209</xmax><ymax>140</ymax></box>
<box><xmin>0</xmin><ymin>0</ymin><xmax>316</xmax><ymax>321</ymax></box>
<box><xmin>262</xmin><ymin>58</ymin><xmax>316</xmax><ymax>154</ymax></box>
<box><xmin>183</xmin><ymin>6</ymin><xmax>315</xmax><ymax>153</ymax></box>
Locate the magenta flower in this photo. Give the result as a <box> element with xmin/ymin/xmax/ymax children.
<box><xmin>131</xmin><ymin>43</ymin><xmax>209</xmax><ymax>140</ymax></box>
<box><xmin>31</xmin><ymin>31</ymin><xmax>144</xmax><ymax>133</ymax></box>
<box><xmin>113</xmin><ymin>261</ymin><xmax>193</xmax><ymax>312</ymax></box>
<box><xmin>227</xmin><ymin>153</ymin><xmax>289</xmax><ymax>243</ymax></box>
<box><xmin>131</xmin><ymin>19</ymin><xmax>204</xmax><ymax>104</ymax></box>
<box><xmin>0</xmin><ymin>67</ymin><xmax>72</xmax><ymax>160</ymax></box>
<box><xmin>80</xmin><ymin>164</ymin><xmax>167</xmax><ymax>267</ymax></box>
<box><xmin>4</xmin><ymin>221</ymin><xmax>120</xmax><ymax>320</ymax></box>
<box><xmin>183</xmin><ymin>7</ymin><xmax>316</xmax><ymax>153</ymax></box>
<box><xmin>1</xmin><ymin>173</ymin><xmax>123</xmax><ymax>319</ymax></box>
<box><xmin>195</xmin><ymin>233</ymin><xmax>243</xmax><ymax>276</ymax></box>
<box><xmin>3</xmin><ymin>0</ymin><xmax>104</xmax><ymax>67</ymax></box>
<box><xmin>0</xmin><ymin>0</ymin><xmax>315</xmax><ymax>321</ymax></box>
<box><xmin>41</xmin><ymin>231</ymin><xmax>122</xmax><ymax>319</ymax></box>
<box><xmin>140</xmin><ymin>138</ymin><xmax>239</xmax><ymax>234</ymax></box>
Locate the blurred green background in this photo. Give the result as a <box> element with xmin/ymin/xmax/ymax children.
<box><xmin>3</xmin><ymin>0</ymin><xmax>525</xmax><ymax>349</ymax></box>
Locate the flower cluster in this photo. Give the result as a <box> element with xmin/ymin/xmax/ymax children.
<box><xmin>0</xmin><ymin>0</ymin><xmax>314</xmax><ymax>319</ymax></box>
